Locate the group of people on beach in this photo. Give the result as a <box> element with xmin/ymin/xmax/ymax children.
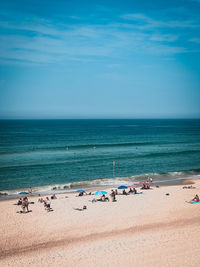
<box><xmin>17</xmin><ymin>197</ymin><xmax>29</xmax><ymax>213</ymax></box>
<box><xmin>38</xmin><ymin>195</ymin><xmax>56</xmax><ymax>211</ymax></box>
<box><xmin>17</xmin><ymin>193</ymin><xmax>57</xmax><ymax>214</ymax></box>
<box><xmin>141</xmin><ymin>183</ymin><xmax>151</xmax><ymax>190</ymax></box>
<box><xmin>97</xmin><ymin>187</ymin><xmax>138</xmax><ymax>202</ymax></box>
<box><xmin>16</xmin><ymin>180</ymin><xmax>199</xmax><ymax>214</ymax></box>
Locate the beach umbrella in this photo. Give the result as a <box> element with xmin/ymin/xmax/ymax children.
<box><xmin>118</xmin><ymin>185</ymin><xmax>128</xmax><ymax>189</ymax></box>
<box><xmin>76</xmin><ymin>189</ymin><xmax>85</xmax><ymax>193</ymax></box>
<box><xmin>94</xmin><ymin>190</ymin><xmax>107</xmax><ymax>195</ymax></box>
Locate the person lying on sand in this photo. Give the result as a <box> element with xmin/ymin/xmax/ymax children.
<box><xmin>97</xmin><ymin>194</ymin><xmax>109</xmax><ymax>202</ymax></box>
<box><xmin>51</xmin><ymin>194</ymin><xmax>57</xmax><ymax>199</ymax></box>
<box><xmin>74</xmin><ymin>205</ymin><xmax>87</xmax><ymax>211</ymax></box>
<box><xmin>183</xmin><ymin>185</ymin><xmax>196</xmax><ymax>189</ymax></box>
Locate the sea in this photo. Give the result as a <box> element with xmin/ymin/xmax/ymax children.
<box><xmin>0</xmin><ymin>119</ymin><xmax>200</xmax><ymax>197</ymax></box>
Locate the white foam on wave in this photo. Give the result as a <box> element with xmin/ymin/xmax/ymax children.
<box><xmin>1</xmin><ymin>170</ymin><xmax>200</xmax><ymax>198</ymax></box>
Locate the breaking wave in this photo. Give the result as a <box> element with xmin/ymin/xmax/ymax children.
<box><xmin>1</xmin><ymin>168</ymin><xmax>200</xmax><ymax>198</ymax></box>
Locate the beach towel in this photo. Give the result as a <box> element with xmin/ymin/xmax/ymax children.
<box><xmin>186</xmin><ymin>200</ymin><xmax>200</xmax><ymax>204</ymax></box>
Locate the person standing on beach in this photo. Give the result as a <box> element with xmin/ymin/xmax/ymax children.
<box><xmin>147</xmin><ymin>177</ymin><xmax>153</xmax><ymax>183</ymax></box>
<box><xmin>24</xmin><ymin>197</ymin><xmax>29</xmax><ymax>212</ymax></box>
<box><xmin>28</xmin><ymin>187</ymin><xmax>32</xmax><ymax>194</ymax></box>
<box><xmin>45</xmin><ymin>197</ymin><xmax>51</xmax><ymax>211</ymax></box>
<box><xmin>21</xmin><ymin>198</ymin><xmax>26</xmax><ymax>213</ymax></box>
<box><xmin>21</xmin><ymin>197</ymin><xmax>28</xmax><ymax>213</ymax></box>
<box><xmin>110</xmin><ymin>190</ymin><xmax>116</xmax><ymax>201</ymax></box>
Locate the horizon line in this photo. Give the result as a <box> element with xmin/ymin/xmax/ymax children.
<box><xmin>0</xmin><ymin>117</ymin><xmax>200</xmax><ymax>120</ymax></box>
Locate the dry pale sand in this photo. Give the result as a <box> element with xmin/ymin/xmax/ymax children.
<box><xmin>0</xmin><ymin>178</ymin><xmax>200</xmax><ymax>267</ymax></box>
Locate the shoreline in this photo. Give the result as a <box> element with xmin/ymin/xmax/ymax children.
<box><xmin>0</xmin><ymin>175</ymin><xmax>199</xmax><ymax>201</ymax></box>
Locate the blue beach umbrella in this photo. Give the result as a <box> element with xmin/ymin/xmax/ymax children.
<box><xmin>118</xmin><ymin>185</ymin><xmax>128</xmax><ymax>189</ymax></box>
<box><xmin>76</xmin><ymin>189</ymin><xmax>85</xmax><ymax>193</ymax></box>
<box><xmin>94</xmin><ymin>190</ymin><xmax>107</xmax><ymax>195</ymax></box>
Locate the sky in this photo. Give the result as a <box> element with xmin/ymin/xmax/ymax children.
<box><xmin>0</xmin><ymin>0</ymin><xmax>200</xmax><ymax>119</ymax></box>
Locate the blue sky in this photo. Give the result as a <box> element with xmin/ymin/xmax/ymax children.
<box><xmin>0</xmin><ymin>0</ymin><xmax>200</xmax><ymax>118</ymax></box>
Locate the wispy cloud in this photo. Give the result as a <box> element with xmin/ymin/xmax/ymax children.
<box><xmin>189</xmin><ymin>38</ymin><xmax>200</xmax><ymax>43</ymax></box>
<box><xmin>149</xmin><ymin>34</ymin><xmax>178</xmax><ymax>42</ymax></box>
<box><xmin>0</xmin><ymin>9</ymin><xmax>198</xmax><ymax>66</ymax></box>
<box><xmin>121</xmin><ymin>13</ymin><xmax>199</xmax><ymax>29</ymax></box>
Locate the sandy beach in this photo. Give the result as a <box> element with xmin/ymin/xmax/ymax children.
<box><xmin>0</xmin><ymin>178</ymin><xmax>200</xmax><ymax>267</ymax></box>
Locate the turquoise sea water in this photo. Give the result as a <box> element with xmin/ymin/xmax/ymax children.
<box><xmin>0</xmin><ymin>119</ymin><xmax>200</xmax><ymax>195</ymax></box>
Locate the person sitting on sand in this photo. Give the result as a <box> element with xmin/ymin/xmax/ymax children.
<box><xmin>141</xmin><ymin>184</ymin><xmax>146</xmax><ymax>189</ymax></box>
<box><xmin>101</xmin><ymin>195</ymin><xmax>105</xmax><ymax>201</ymax></box>
<box><xmin>133</xmin><ymin>188</ymin><xmax>137</xmax><ymax>194</ymax></box>
<box><xmin>17</xmin><ymin>198</ymin><xmax>22</xmax><ymax>205</ymax></box>
<box><xmin>78</xmin><ymin>192</ymin><xmax>84</xmax><ymax>197</ymax></box>
<box><xmin>141</xmin><ymin>183</ymin><xmax>150</xmax><ymax>190</ymax></box>
<box><xmin>38</xmin><ymin>197</ymin><xmax>44</xmax><ymax>203</ymax></box>
<box><xmin>192</xmin><ymin>194</ymin><xmax>200</xmax><ymax>202</ymax></box>
<box><xmin>128</xmin><ymin>188</ymin><xmax>133</xmax><ymax>194</ymax></box>
<box><xmin>51</xmin><ymin>194</ymin><xmax>57</xmax><ymax>199</ymax></box>
<box><xmin>123</xmin><ymin>189</ymin><xmax>127</xmax><ymax>195</ymax></box>
<box><xmin>101</xmin><ymin>194</ymin><xmax>110</xmax><ymax>202</ymax></box>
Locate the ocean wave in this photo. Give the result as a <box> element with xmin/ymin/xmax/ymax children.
<box><xmin>0</xmin><ymin>141</ymin><xmax>155</xmax><ymax>155</ymax></box>
<box><xmin>1</xmin><ymin>168</ymin><xmax>200</xmax><ymax>197</ymax></box>
<box><xmin>1</xmin><ymin>147</ymin><xmax>200</xmax><ymax>170</ymax></box>
<box><xmin>139</xmin><ymin>149</ymin><xmax>200</xmax><ymax>158</ymax></box>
